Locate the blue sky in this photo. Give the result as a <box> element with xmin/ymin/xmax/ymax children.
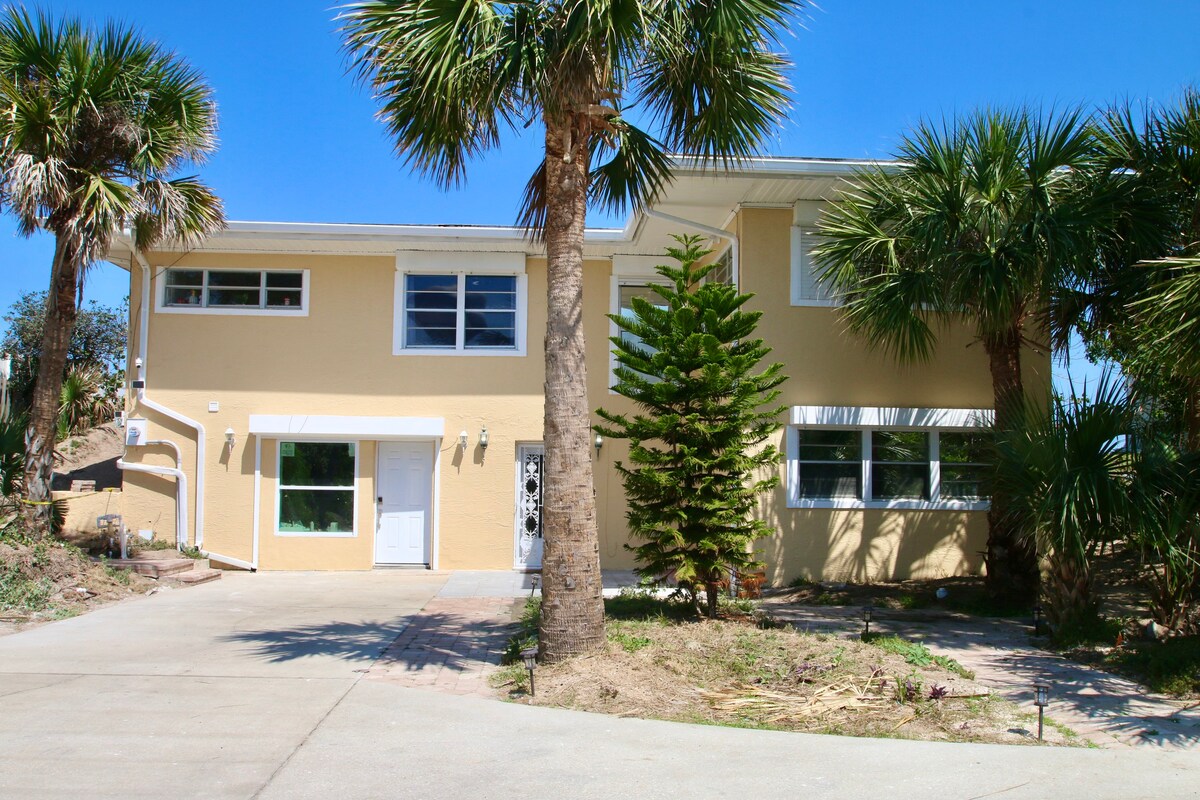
<box><xmin>2</xmin><ymin>0</ymin><xmax>1198</xmax><ymax>387</ymax></box>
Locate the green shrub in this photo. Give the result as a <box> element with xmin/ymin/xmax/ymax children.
<box><xmin>1111</xmin><ymin>636</ymin><xmax>1200</xmax><ymax>696</ymax></box>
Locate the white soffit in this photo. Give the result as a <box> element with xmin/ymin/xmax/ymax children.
<box><xmin>249</xmin><ymin>414</ymin><xmax>445</xmax><ymax>439</ymax></box>
<box><xmin>612</xmin><ymin>254</ymin><xmax>673</xmax><ymax>277</ymax></box>
<box><xmin>790</xmin><ymin>406</ymin><xmax>994</xmax><ymax>429</ymax></box>
<box><xmin>395</xmin><ymin>250</ymin><xmax>525</xmax><ymax>274</ymax></box>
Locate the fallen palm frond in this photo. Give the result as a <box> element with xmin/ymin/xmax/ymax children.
<box><xmin>700</xmin><ymin>677</ymin><xmax>891</xmax><ymax>721</ymax></box>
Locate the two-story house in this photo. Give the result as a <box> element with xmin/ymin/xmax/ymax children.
<box><xmin>107</xmin><ymin>157</ymin><xmax>1047</xmax><ymax>583</ymax></box>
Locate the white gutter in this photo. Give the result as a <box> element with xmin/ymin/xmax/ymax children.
<box><xmin>117</xmin><ymin>439</ymin><xmax>187</xmax><ymax>548</ymax></box>
<box><xmin>129</xmin><ymin>250</ymin><xmax>207</xmax><ymax>552</ymax></box>
<box><xmin>643</xmin><ymin>208</ymin><xmax>740</xmax><ymax>290</ymax></box>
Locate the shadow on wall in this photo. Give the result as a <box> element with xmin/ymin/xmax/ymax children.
<box><xmin>757</xmin><ymin>456</ymin><xmax>983</xmax><ymax>585</ymax></box>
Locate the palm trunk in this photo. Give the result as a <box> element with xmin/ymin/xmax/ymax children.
<box><xmin>1043</xmin><ymin>550</ymin><xmax>1095</xmax><ymax>637</ymax></box>
<box><xmin>21</xmin><ymin>233</ymin><xmax>80</xmax><ymax>538</ymax></box>
<box><xmin>537</xmin><ymin>114</ymin><xmax>605</xmax><ymax>663</ymax></box>
<box><xmin>1184</xmin><ymin>379</ymin><xmax>1200</xmax><ymax>453</ymax></box>
<box><xmin>983</xmin><ymin>326</ymin><xmax>1038</xmax><ymax>603</ymax></box>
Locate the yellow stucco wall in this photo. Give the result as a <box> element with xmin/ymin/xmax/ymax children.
<box><xmin>119</xmin><ymin>206</ymin><xmax>1049</xmax><ymax>582</ymax></box>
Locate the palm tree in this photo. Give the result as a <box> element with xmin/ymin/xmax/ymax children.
<box><xmin>342</xmin><ymin>0</ymin><xmax>800</xmax><ymax>661</ymax></box>
<box><xmin>811</xmin><ymin>108</ymin><xmax>1113</xmax><ymax>603</ymax></box>
<box><xmin>0</xmin><ymin>9</ymin><xmax>225</xmax><ymax>538</ymax></box>
<box><xmin>992</xmin><ymin>378</ymin><xmax>1133</xmax><ymax>636</ymax></box>
<box><xmin>1088</xmin><ymin>90</ymin><xmax>1200</xmax><ymax>450</ymax></box>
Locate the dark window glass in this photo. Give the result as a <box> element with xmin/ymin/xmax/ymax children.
<box><xmin>464</xmin><ymin>276</ymin><xmax>516</xmax><ymax>348</ymax></box>
<box><xmin>797</xmin><ymin>429</ymin><xmax>861</xmax><ymax>499</ymax></box>
<box><xmin>279</xmin><ymin>489</ymin><xmax>354</xmax><ymax>534</ymax></box>
<box><xmin>940</xmin><ymin>431</ymin><xmax>990</xmax><ymax>499</ymax></box>
<box><xmin>280</xmin><ymin>442</ymin><xmax>355</xmax><ymax>487</ymax></box>
<box><xmin>266</xmin><ymin>272</ymin><xmax>303</xmax><ymax>288</ymax></box>
<box><xmin>872</xmin><ymin>431</ymin><xmax>929</xmax><ymax>499</ymax></box>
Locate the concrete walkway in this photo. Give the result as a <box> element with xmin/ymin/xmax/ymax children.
<box><xmin>764</xmin><ymin>601</ymin><xmax>1200</xmax><ymax>750</ymax></box>
<box><xmin>1</xmin><ymin>571</ymin><xmax>1198</xmax><ymax>799</ymax></box>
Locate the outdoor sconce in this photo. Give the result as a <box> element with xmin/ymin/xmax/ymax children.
<box><xmin>594</xmin><ymin>434</ymin><xmax>603</xmax><ymax>457</ymax></box>
<box><xmin>458</xmin><ymin>430</ymin><xmax>469</xmax><ymax>451</ymax></box>
<box><xmin>479</xmin><ymin>427</ymin><xmax>489</xmax><ymax>450</ymax></box>
<box><xmin>862</xmin><ymin>604</ymin><xmax>874</xmax><ymax>637</ymax></box>
<box><xmin>1033</xmin><ymin>604</ymin><xmax>1044</xmax><ymax>635</ymax></box>
<box><xmin>1033</xmin><ymin>682</ymin><xmax>1050</xmax><ymax>740</ymax></box>
<box><xmin>224</xmin><ymin>427</ymin><xmax>236</xmax><ymax>451</ymax></box>
<box><xmin>520</xmin><ymin>646</ymin><xmax>539</xmax><ymax>697</ymax></box>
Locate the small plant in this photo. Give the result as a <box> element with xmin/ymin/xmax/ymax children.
<box><xmin>608</xmin><ymin>627</ymin><xmax>653</xmax><ymax>653</ymax></box>
<box><xmin>894</xmin><ymin>673</ymin><xmax>923</xmax><ymax>704</ymax></box>
<box><xmin>928</xmin><ymin>683</ymin><xmax>949</xmax><ymax>701</ymax></box>
<box><xmin>863</xmin><ymin>633</ymin><xmax>975</xmax><ymax>679</ymax></box>
<box><xmin>501</xmin><ymin>597</ymin><xmax>541</xmax><ymax>665</ymax></box>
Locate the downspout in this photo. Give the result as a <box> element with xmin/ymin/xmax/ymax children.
<box><xmin>117</xmin><ymin>439</ymin><xmax>187</xmax><ymax>548</ymax></box>
<box><xmin>643</xmin><ymin>208</ymin><xmax>739</xmax><ymax>290</ymax></box>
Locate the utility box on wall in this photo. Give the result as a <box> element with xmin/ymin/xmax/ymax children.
<box><xmin>125</xmin><ymin>417</ymin><xmax>149</xmax><ymax>446</ymax></box>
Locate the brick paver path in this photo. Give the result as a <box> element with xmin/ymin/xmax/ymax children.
<box><xmin>367</xmin><ymin>597</ymin><xmax>520</xmax><ymax>697</ymax></box>
<box><xmin>763</xmin><ymin>601</ymin><xmax>1200</xmax><ymax>750</ymax></box>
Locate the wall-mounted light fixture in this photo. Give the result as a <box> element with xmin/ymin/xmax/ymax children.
<box><xmin>479</xmin><ymin>427</ymin><xmax>489</xmax><ymax>450</ymax></box>
<box><xmin>224</xmin><ymin>427</ymin><xmax>236</xmax><ymax>451</ymax></box>
<box><xmin>458</xmin><ymin>430</ymin><xmax>469</xmax><ymax>450</ymax></box>
<box><xmin>594</xmin><ymin>434</ymin><xmax>603</xmax><ymax>457</ymax></box>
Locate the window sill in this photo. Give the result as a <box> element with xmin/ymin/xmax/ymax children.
<box><xmin>789</xmin><ymin>298</ymin><xmax>840</xmax><ymax>308</ymax></box>
<box><xmin>159</xmin><ymin>306</ymin><xmax>309</xmax><ymax>317</ymax></box>
<box><xmin>393</xmin><ymin>347</ymin><xmax>526</xmax><ymax>357</ymax></box>
<box><xmin>788</xmin><ymin>498</ymin><xmax>990</xmax><ymax>511</ymax></box>
<box><xmin>274</xmin><ymin>530</ymin><xmax>357</xmax><ymax>538</ymax></box>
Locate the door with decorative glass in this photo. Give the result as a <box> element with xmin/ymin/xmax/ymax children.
<box><xmin>513</xmin><ymin>444</ymin><xmax>545</xmax><ymax>570</ymax></box>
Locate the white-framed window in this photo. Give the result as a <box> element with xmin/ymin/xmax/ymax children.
<box><xmin>276</xmin><ymin>441</ymin><xmax>358</xmax><ymax>537</ymax></box>
<box><xmin>790</xmin><ymin>226</ymin><xmax>837</xmax><ymax>307</ymax></box>
<box><xmin>156</xmin><ymin>268</ymin><xmax>309</xmax><ymax>316</ymax></box>
<box><xmin>609</xmin><ymin>277</ymin><xmax>670</xmax><ymax>388</ymax></box>
<box><xmin>704</xmin><ymin>247</ymin><xmax>734</xmax><ymax>285</ymax></box>
<box><xmin>786</xmin><ymin>406</ymin><xmax>992</xmax><ymax>510</ymax></box>
<box><xmin>393</xmin><ymin>253</ymin><xmax>527</xmax><ymax>356</ymax></box>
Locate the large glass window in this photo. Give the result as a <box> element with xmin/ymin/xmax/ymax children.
<box><xmin>796</xmin><ymin>430</ymin><xmax>861</xmax><ymax>499</ymax></box>
<box><xmin>277</xmin><ymin>442</ymin><xmax>356</xmax><ymax>535</ymax></box>
<box><xmin>790</xmin><ymin>426</ymin><xmax>990</xmax><ymax>507</ymax></box>
<box><xmin>617</xmin><ymin>283</ymin><xmax>667</xmax><ymax>357</ymax></box>
<box><xmin>164</xmin><ymin>269</ymin><xmax>304</xmax><ymax>311</ymax></box>
<box><xmin>403</xmin><ymin>273</ymin><xmax>518</xmax><ymax>351</ymax></box>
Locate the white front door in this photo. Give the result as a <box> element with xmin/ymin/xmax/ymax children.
<box><xmin>514</xmin><ymin>444</ymin><xmax>545</xmax><ymax>570</ymax></box>
<box><xmin>376</xmin><ymin>441</ymin><xmax>433</xmax><ymax>565</ymax></box>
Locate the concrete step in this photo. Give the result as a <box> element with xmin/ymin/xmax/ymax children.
<box><xmin>132</xmin><ymin>550</ymin><xmax>183</xmax><ymax>561</ymax></box>
<box><xmin>167</xmin><ymin>568</ymin><xmax>222</xmax><ymax>586</ymax></box>
<box><xmin>106</xmin><ymin>558</ymin><xmax>196</xmax><ymax>579</ymax></box>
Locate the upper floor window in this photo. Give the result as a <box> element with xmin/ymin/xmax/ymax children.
<box><xmin>704</xmin><ymin>248</ymin><xmax>733</xmax><ymax>285</ymax></box>
<box><xmin>396</xmin><ymin>271</ymin><xmax>527</xmax><ymax>356</ymax></box>
<box><xmin>158</xmin><ymin>268</ymin><xmax>308</xmax><ymax>316</ymax></box>
<box><xmin>790</xmin><ymin>226</ymin><xmax>837</xmax><ymax>307</ymax></box>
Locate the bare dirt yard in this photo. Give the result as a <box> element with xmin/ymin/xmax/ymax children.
<box><xmin>493</xmin><ymin>594</ymin><xmax>1079</xmax><ymax>746</ymax></box>
<box><xmin>0</xmin><ymin>535</ymin><xmax>153</xmax><ymax>636</ymax></box>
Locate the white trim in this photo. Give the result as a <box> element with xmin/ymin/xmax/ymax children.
<box><xmin>154</xmin><ymin>266</ymin><xmax>310</xmax><ymax>317</ymax></box>
<box><xmin>394</xmin><ymin>250</ymin><xmax>525</xmax><ymax>274</ymax></box>
<box><xmin>393</xmin><ymin>270</ymin><xmax>528</xmax><ymax>357</ymax></box>
<box><xmin>252</xmin><ymin>435</ymin><xmax>262</xmax><ymax>568</ymax></box>
<box><xmin>274</xmin><ymin>440</ymin><xmax>359</xmax><ymax>538</ymax></box>
<box><xmin>431</xmin><ymin>438</ymin><xmax>442</xmax><ymax>570</ymax></box>
<box><xmin>790</xmin><ymin>405</ymin><xmax>994</xmax><ymax>429</ymax></box>
<box><xmin>249</xmin><ymin>414</ymin><xmax>444</xmax><ymax>439</ymax></box>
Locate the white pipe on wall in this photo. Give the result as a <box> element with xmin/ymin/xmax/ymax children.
<box><xmin>131</xmin><ymin>250</ymin><xmax>208</xmax><ymax>550</ymax></box>
<box><xmin>643</xmin><ymin>208</ymin><xmax>740</xmax><ymax>290</ymax></box>
<box><xmin>117</xmin><ymin>457</ymin><xmax>187</xmax><ymax>549</ymax></box>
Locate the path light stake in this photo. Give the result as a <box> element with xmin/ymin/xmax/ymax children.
<box><xmin>530</xmin><ymin>574</ymin><xmax>540</xmax><ymax>598</ymax></box>
<box><xmin>1033</xmin><ymin>604</ymin><xmax>1043</xmax><ymax>635</ymax></box>
<box><xmin>862</xmin><ymin>605</ymin><xmax>874</xmax><ymax>637</ymax></box>
<box><xmin>520</xmin><ymin>646</ymin><xmax>538</xmax><ymax>697</ymax></box>
<box><xmin>1034</xmin><ymin>682</ymin><xmax>1050</xmax><ymax>740</ymax></box>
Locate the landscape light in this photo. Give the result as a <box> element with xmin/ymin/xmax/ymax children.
<box><xmin>520</xmin><ymin>646</ymin><xmax>538</xmax><ymax>697</ymax></box>
<box><xmin>1034</xmin><ymin>682</ymin><xmax>1050</xmax><ymax>740</ymax></box>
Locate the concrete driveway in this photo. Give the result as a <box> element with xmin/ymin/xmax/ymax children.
<box><xmin>2</xmin><ymin>572</ymin><xmax>1198</xmax><ymax>800</ymax></box>
<box><xmin>0</xmin><ymin>571</ymin><xmax>447</xmax><ymax>798</ymax></box>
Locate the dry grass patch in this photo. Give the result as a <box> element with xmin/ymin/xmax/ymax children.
<box><xmin>0</xmin><ymin>535</ymin><xmax>152</xmax><ymax>633</ymax></box>
<box><xmin>494</xmin><ymin>595</ymin><xmax>1078</xmax><ymax>745</ymax></box>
